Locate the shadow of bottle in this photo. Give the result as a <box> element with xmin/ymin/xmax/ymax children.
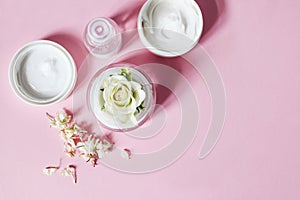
<box><xmin>109</xmin><ymin>1</ymin><xmax>145</xmax><ymax>31</ymax></box>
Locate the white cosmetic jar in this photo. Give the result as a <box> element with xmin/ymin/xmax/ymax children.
<box><xmin>138</xmin><ymin>0</ymin><xmax>203</xmax><ymax>57</ymax></box>
<box><xmin>9</xmin><ymin>40</ymin><xmax>77</xmax><ymax>106</ymax></box>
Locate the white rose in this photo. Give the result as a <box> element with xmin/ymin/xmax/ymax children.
<box><xmin>99</xmin><ymin>73</ymin><xmax>146</xmax><ymax>126</ymax></box>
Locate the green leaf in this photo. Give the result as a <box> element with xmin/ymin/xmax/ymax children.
<box><xmin>120</xmin><ymin>68</ymin><xmax>132</xmax><ymax>81</ymax></box>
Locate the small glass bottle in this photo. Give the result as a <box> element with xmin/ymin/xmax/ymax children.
<box><xmin>84</xmin><ymin>17</ymin><xmax>122</xmax><ymax>57</ymax></box>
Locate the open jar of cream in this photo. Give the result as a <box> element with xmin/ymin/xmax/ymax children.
<box><xmin>138</xmin><ymin>0</ymin><xmax>203</xmax><ymax>57</ymax></box>
<box><xmin>9</xmin><ymin>40</ymin><xmax>77</xmax><ymax>106</ymax></box>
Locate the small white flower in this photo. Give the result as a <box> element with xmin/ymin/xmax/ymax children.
<box><xmin>77</xmin><ymin>135</ymin><xmax>114</xmax><ymax>166</ymax></box>
<box><xmin>60</xmin><ymin>124</ymin><xmax>86</xmax><ymax>141</ymax></box>
<box><xmin>67</xmin><ymin>124</ymin><xmax>86</xmax><ymax>135</ymax></box>
<box><xmin>46</xmin><ymin>111</ymin><xmax>71</xmax><ymax>130</ymax></box>
<box><xmin>78</xmin><ymin>135</ymin><xmax>101</xmax><ymax>166</ymax></box>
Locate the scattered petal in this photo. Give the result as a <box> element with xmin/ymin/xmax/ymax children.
<box><xmin>46</xmin><ymin>110</ymin><xmax>118</xmax><ymax>169</ymax></box>
<box><xmin>78</xmin><ymin>135</ymin><xmax>100</xmax><ymax>167</ymax></box>
<box><xmin>121</xmin><ymin>148</ymin><xmax>131</xmax><ymax>160</ymax></box>
<box><xmin>61</xmin><ymin>165</ymin><xmax>77</xmax><ymax>184</ymax></box>
<box><xmin>43</xmin><ymin>166</ymin><xmax>59</xmax><ymax>175</ymax></box>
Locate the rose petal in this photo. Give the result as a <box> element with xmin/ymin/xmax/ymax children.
<box><xmin>133</xmin><ymin>88</ymin><xmax>146</xmax><ymax>107</ymax></box>
<box><xmin>115</xmin><ymin>96</ymin><xmax>137</xmax><ymax>115</ymax></box>
<box><xmin>99</xmin><ymin>90</ymin><xmax>106</xmax><ymax>108</ymax></box>
<box><xmin>130</xmin><ymin>81</ymin><xmax>142</xmax><ymax>91</ymax></box>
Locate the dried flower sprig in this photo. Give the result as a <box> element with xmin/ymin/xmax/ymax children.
<box><xmin>46</xmin><ymin>110</ymin><xmax>114</xmax><ymax>167</ymax></box>
<box><xmin>44</xmin><ymin>110</ymin><xmax>135</xmax><ymax>184</ymax></box>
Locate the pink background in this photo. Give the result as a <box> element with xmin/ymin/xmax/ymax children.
<box><xmin>1</xmin><ymin>0</ymin><xmax>300</xmax><ymax>199</ymax></box>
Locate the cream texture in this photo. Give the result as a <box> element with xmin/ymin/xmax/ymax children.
<box><xmin>139</xmin><ymin>0</ymin><xmax>202</xmax><ymax>56</ymax></box>
<box><xmin>9</xmin><ymin>41</ymin><xmax>77</xmax><ymax>105</ymax></box>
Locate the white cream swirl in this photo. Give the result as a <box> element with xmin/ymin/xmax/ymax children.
<box><xmin>139</xmin><ymin>0</ymin><xmax>203</xmax><ymax>56</ymax></box>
